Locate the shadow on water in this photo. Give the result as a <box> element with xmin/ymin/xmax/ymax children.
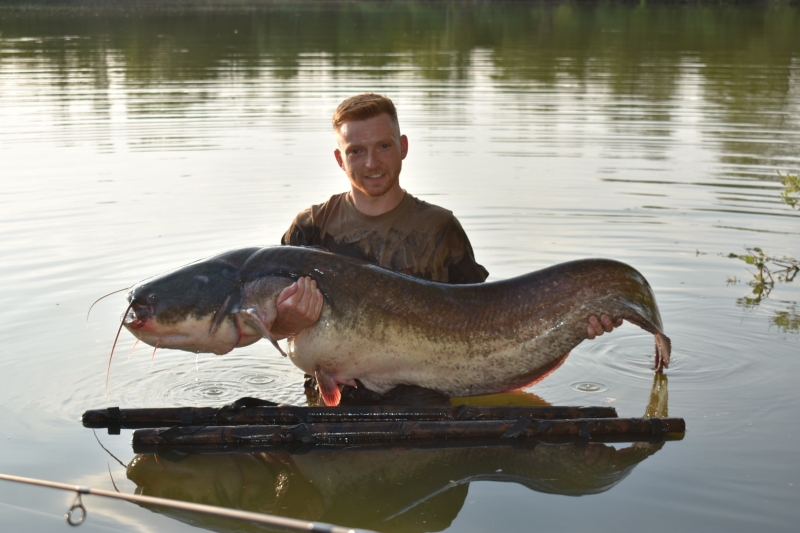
<box><xmin>123</xmin><ymin>375</ymin><xmax>673</xmax><ymax>532</ymax></box>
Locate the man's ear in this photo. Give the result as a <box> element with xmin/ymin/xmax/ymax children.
<box><xmin>400</xmin><ymin>135</ymin><xmax>409</xmax><ymax>160</ymax></box>
<box><xmin>334</xmin><ymin>148</ymin><xmax>344</xmax><ymax>169</ymax></box>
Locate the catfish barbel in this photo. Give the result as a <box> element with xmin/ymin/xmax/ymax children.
<box><xmin>118</xmin><ymin>246</ymin><xmax>671</xmax><ymax>406</ymax></box>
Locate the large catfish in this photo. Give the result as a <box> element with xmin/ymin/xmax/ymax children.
<box><xmin>119</xmin><ymin>246</ymin><xmax>671</xmax><ymax>406</ymax></box>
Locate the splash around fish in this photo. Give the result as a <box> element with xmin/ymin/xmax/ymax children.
<box><xmin>111</xmin><ymin>246</ymin><xmax>671</xmax><ymax>406</ymax></box>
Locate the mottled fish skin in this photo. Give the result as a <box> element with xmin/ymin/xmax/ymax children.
<box><xmin>124</xmin><ymin>246</ymin><xmax>671</xmax><ymax>406</ymax></box>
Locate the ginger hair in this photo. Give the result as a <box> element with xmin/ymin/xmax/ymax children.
<box><xmin>332</xmin><ymin>93</ymin><xmax>399</xmax><ymax>132</ymax></box>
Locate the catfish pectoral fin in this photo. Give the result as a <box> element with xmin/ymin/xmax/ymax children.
<box><xmin>315</xmin><ymin>369</ymin><xmax>341</xmax><ymax>407</ymax></box>
<box><xmin>237</xmin><ymin>308</ymin><xmax>287</xmax><ymax>357</ymax></box>
<box><xmin>266</xmin><ymin>335</ymin><xmax>287</xmax><ymax>357</ymax></box>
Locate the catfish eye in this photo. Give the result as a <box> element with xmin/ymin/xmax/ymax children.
<box><xmin>148</xmin><ymin>293</ymin><xmax>157</xmax><ymax>302</ymax></box>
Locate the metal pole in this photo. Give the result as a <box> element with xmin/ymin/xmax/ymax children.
<box><xmin>0</xmin><ymin>473</ymin><xmax>377</xmax><ymax>533</ymax></box>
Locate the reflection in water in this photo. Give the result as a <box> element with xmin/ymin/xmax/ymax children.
<box><xmin>449</xmin><ymin>389</ymin><xmax>550</xmax><ymax>407</ymax></box>
<box><xmin>643</xmin><ymin>373</ymin><xmax>668</xmax><ymax>419</ymax></box>
<box><xmin>728</xmin><ymin>247</ymin><xmax>799</xmax><ymax>327</ymax></box>
<box><xmin>1</xmin><ymin>1</ymin><xmax>798</xmax><ymax>185</ymax></box>
<box><xmin>771</xmin><ymin>303</ymin><xmax>800</xmax><ymax>334</ymax></box>
<box><xmin>127</xmin><ymin>442</ymin><xmax>660</xmax><ymax>533</ymax></box>
<box><xmin>125</xmin><ymin>376</ymin><xmax>672</xmax><ymax>533</ymax></box>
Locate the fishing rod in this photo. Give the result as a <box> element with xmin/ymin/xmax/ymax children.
<box><xmin>0</xmin><ymin>473</ymin><xmax>377</xmax><ymax>532</ymax></box>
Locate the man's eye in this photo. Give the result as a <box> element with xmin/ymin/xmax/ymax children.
<box><xmin>381</xmin><ymin>144</ymin><xmax>389</xmax><ymax>148</ymax></box>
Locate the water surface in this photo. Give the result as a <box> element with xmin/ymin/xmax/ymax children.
<box><xmin>1</xmin><ymin>1</ymin><xmax>799</xmax><ymax>532</ymax></box>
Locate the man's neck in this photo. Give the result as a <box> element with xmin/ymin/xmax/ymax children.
<box><xmin>348</xmin><ymin>186</ymin><xmax>405</xmax><ymax>216</ymax></box>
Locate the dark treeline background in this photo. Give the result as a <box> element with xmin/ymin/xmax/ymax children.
<box><xmin>2</xmin><ymin>2</ymin><xmax>797</xmax><ymax>84</ymax></box>
<box><xmin>2</xmin><ymin>1</ymin><xmax>799</xmax><ymax>169</ymax></box>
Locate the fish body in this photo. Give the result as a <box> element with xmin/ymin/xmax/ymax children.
<box><xmin>123</xmin><ymin>246</ymin><xmax>670</xmax><ymax>406</ymax></box>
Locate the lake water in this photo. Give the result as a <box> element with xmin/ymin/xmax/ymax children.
<box><xmin>1</xmin><ymin>1</ymin><xmax>799</xmax><ymax>531</ymax></box>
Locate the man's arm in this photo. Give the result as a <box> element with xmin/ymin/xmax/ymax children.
<box><xmin>438</xmin><ymin>215</ymin><xmax>488</xmax><ymax>284</ymax></box>
<box><xmin>271</xmin><ymin>212</ymin><xmax>326</xmax><ymax>339</ymax></box>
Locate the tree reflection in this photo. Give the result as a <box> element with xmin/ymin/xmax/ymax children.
<box><xmin>2</xmin><ymin>1</ymin><xmax>798</xmax><ymax>172</ymax></box>
<box><xmin>2</xmin><ymin>3</ymin><xmax>798</xmax><ymax>107</ymax></box>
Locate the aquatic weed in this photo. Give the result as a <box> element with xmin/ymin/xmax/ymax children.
<box><xmin>777</xmin><ymin>171</ymin><xmax>800</xmax><ymax>210</ymax></box>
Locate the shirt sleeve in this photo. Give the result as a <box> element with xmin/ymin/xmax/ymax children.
<box><xmin>281</xmin><ymin>208</ymin><xmax>317</xmax><ymax>246</ymax></box>
<box><xmin>443</xmin><ymin>216</ymin><xmax>489</xmax><ymax>284</ymax></box>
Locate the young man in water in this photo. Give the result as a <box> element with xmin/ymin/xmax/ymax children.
<box><xmin>270</xmin><ymin>93</ymin><xmax>620</xmax><ymax>340</ymax></box>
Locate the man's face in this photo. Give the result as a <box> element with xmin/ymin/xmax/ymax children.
<box><xmin>334</xmin><ymin>113</ymin><xmax>408</xmax><ymax>199</ymax></box>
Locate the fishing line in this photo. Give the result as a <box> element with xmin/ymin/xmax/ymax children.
<box><xmin>91</xmin><ymin>430</ymin><xmax>127</xmax><ymax>469</ymax></box>
<box><xmin>105</xmin><ymin>464</ymin><xmax>120</xmax><ymax>494</ymax></box>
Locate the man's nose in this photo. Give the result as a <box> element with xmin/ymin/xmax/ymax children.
<box><xmin>365</xmin><ymin>150</ymin><xmax>377</xmax><ymax>169</ymax></box>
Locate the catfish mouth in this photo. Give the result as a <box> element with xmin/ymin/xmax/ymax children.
<box><xmin>121</xmin><ymin>291</ymin><xmax>201</xmax><ymax>350</ymax></box>
<box><xmin>123</xmin><ymin>297</ymin><xmax>152</xmax><ymax>330</ymax></box>
<box><xmin>122</xmin><ymin>305</ymin><xmax>192</xmax><ymax>348</ymax></box>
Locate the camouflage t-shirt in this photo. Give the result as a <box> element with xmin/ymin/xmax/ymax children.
<box><xmin>281</xmin><ymin>191</ymin><xmax>488</xmax><ymax>284</ymax></box>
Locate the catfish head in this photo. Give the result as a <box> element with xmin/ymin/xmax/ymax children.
<box><xmin>123</xmin><ymin>248</ymin><xmax>263</xmax><ymax>355</ymax></box>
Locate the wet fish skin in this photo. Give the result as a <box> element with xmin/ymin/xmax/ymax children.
<box><xmin>123</xmin><ymin>246</ymin><xmax>670</xmax><ymax>406</ymax></box>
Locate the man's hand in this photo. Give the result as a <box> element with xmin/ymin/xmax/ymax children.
<box><xmin>587</xmin><ymin>314</ymin><xmax>623</xmax><ymax>340</ymax></box>
<box><xmin>270</xmin><ymin>277</ymin><xmax>323</xmax><ymax>339</ymax></box>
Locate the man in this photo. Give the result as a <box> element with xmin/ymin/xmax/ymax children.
<box><xmin>270</xmin><ymin>93</ymin><xmax>620</xmax><ymax>342</ymax></box>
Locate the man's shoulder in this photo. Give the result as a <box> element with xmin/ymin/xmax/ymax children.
<box><xmin>298</xmin><ymin>192</ymin><xmax>349</xmax><ymax>218</ymax></box>
<box><xmin>401</xmin><ymin>194</ymin><xmax>471</xmax><ymax>240</ymax></box>
<box><xmin>402</xmin><ymin>193</ymin><xmax>456</xmax><ymax>222</ymax></box>
<box><xmin>283</xmin><ymin>193</ymin><xmax>350</xmax><ymax>246</ymax></box>
<box><xmin>287</xmin><ymin>192</ymin><xmax>348</xmax><ymax>228</ymax></box>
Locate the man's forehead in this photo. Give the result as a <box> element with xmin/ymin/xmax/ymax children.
<box><xmin>335</xmin><ymin>113</ymin><xmax>401</xmax><ymax>144</ymax></box>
